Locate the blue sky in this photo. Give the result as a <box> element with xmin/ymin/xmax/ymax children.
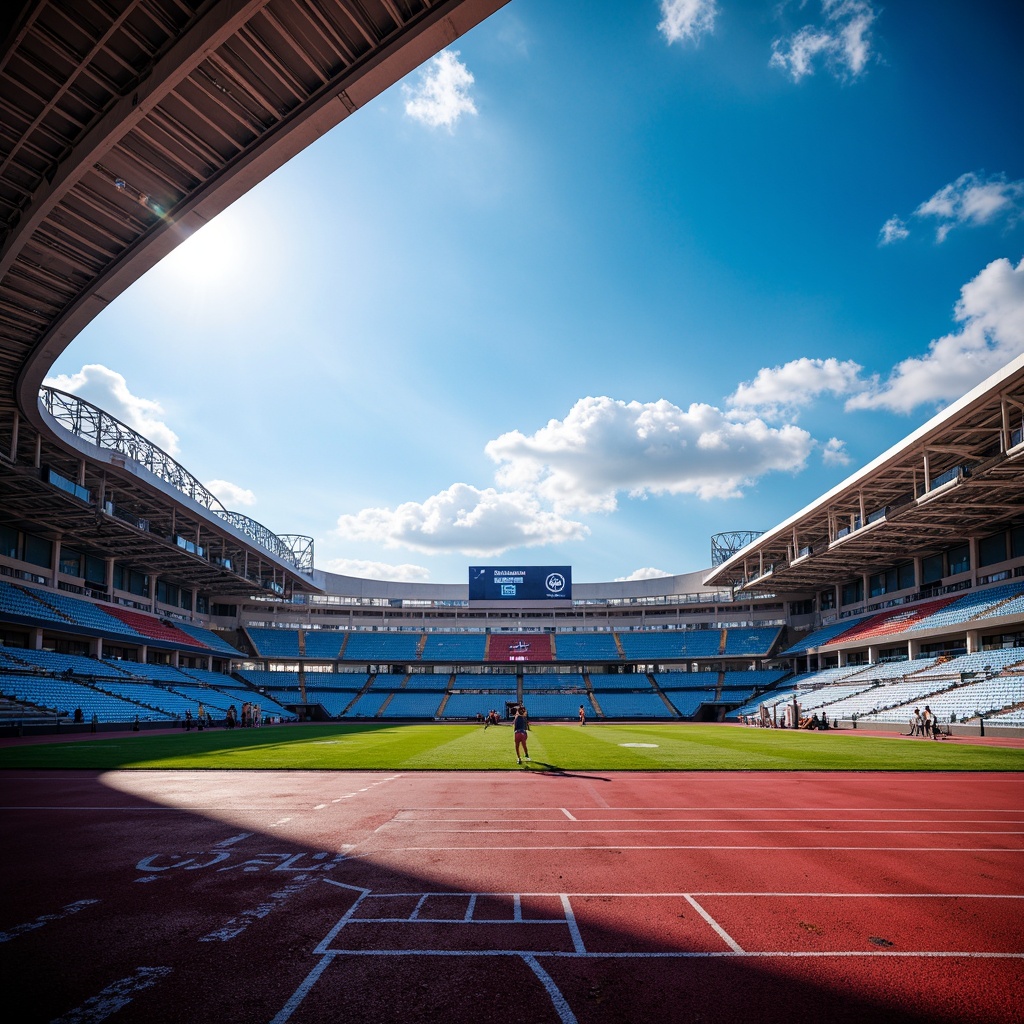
<box><xmin>47</xmin><ymin>0</ymin><xmax>1024</xmax><ymax>585</ymax></box>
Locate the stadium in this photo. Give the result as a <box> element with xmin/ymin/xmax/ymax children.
<box><xmin>0</xmin><ymin>3</ymin><xmax>1022</xmax><ymax>1023</ymax></box>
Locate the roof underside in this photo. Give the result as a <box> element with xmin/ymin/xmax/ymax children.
<box><xmin>0</xmin><ymin>0</ymin><xmax>506</xmax><ymax>597</ymax></box>
<box><xmin>704</xmin><ymin>358</ymin><xmax>1024</xmax><ymax>594</ymax></box>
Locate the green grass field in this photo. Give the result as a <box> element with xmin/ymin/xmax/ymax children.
<box><xmin>0</xmin><ymin>722</ymin><xmax>1021</xmax><ymax>771</ymax></box>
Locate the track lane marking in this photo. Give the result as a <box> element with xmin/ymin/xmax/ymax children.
<box><xmin>0</xmin><ymin>899</ymin><xmax>99</xmax><ymax>943</ymax></box>
<box><xmin>683</xmin><ymin>895</ymin><xmax>745</xmax><ymax>953</ymax></box>
<box><xmin>51</xmin><ymin>966</ymin><xmax>171</xmax><ymax>1023</ymax></box>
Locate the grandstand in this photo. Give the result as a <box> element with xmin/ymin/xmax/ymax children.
<box><xmin>0</xmin><ymin>3</ymin><xmax>1021</xmax><ymax>737</ymax></box>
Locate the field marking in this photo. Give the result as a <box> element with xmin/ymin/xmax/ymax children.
<box><xmin>365</xmin><ymin>844</ymin><xmax>1024</xmax><ymax>854</ymax></box>
<box><xmin>379</xmin><ymin>827</ymin><xmax>1024</xmax><ymax>835</ymax></box>
<box><xmin>199</xmin><ymin>876</ymin><xmax>319</xmax><ymax>942</ymax></box>
<box><xmin>683</xmin><ymin>894</ymin><xmax>745</xmax><ymax>953</ymax></box>
<box><xmin>561</xmin><ymin>808</ymin><xmax>577</xmax><ymax>820</ymax></box>
<box><xmin>51</xmin><ymin>966</ymin><xmax>171</xmax><ymax>1023</ymax></box>
<box><xmin>522</xmin><ymin>954</ymin><xmax>579</xmax><ymax>1024</ymax></box>
<box><xmin>0</xmin><ymin>899</ymin><xmax>99</xmax><ymax>943</ymax></box>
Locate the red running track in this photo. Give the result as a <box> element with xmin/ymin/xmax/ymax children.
<box><xmin>0</xmin><ymin>769</ymin><xmax>1020</xmax><ymax>1024</ymax></box>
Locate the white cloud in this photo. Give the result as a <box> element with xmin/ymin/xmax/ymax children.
<box><xmin>821</xmin><ymin>437</ymin><xmax>852</xmax><ymax>466</ymax></box>
<box><xmin>319</xmin><ymin>558</ymin><xmax>431</xmax><ymax>583</ymax></box>
<box><xmin>615</xmin><ymin>567</ymin><xmax>673</xmax><ymax>581</ymax></box>
<box><xmin>915</xmin><ymin>172</ymin><xmax>1024</xmax><ymax>243</ymax></box>
<box><xmin>43</xmin><ymin>364</ymin><xmax>180</xmax><ymax>456</ymax></box>
<box><xmin>485</xmin><ymin>396</ymin><xmax>815</xmax><ymax>508</ymax></box>
<box><xmin>770</xmin><ymin>0</ymin><xmax>878</xmax><ymax>82</ymax></box>
<box><xmin>658</xmin><ymin>0</ymin><xmax>718</xmax><ymax>46</ymax></box>
<box><xmin>727</xmin><ymin>357</ymin><xmax>867</xmax><ymax>420</ymax></box>
<box><xmin>403</xmin><ymin>50</ymin><xmax>477</xmax><ymax>130</ymax></box>
<box><xmin>879</xmin><ymin>215</ymin><xmax>909</xmax><ymax>246</ymax></box>
<box><xmin>206</xmin><ymin>479</ymin><xmax>256</xmax><ymax>508</ymax></box>
<box><xmin>333</xmin><ymin>482</ymin><xmax>588</xmax><ymax>557</ymax></box>
<box><xmin>847</xmin><ymin>256</ymin><xmax>1024</xmax><ymax>413</ymax></box>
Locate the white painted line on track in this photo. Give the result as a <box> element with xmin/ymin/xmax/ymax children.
<box><xmin>51</xmin><ymin>965</ymin><xmax>172</xmax><ymax>1023</ymax></box>
<box><xmin>374</xmin><ymin>844</ymin><xmax>1024</xmax><ymax>853</ymax></box>
<box><xmin>683</xmin><ymin>895</ymin><xmax>745</xmax><ymax>953</ymax></box>
<box><xmin>561</xmin><ymin>808</ymin><xmax>577</xmax><ymax>820</ymax></box>
<box><xmin>522</xmin><ymin>953</ymin><xmax>580</xmax><ymax>1024</ymax></box>
<box><xmin>214</xmin><ymin>833</ymin><xmax>251</xmax><ymax>847</ymax></box>
<box><xmin>0</xmin><ymin>899</ymin><xmax>99</xmax><ymax>943</ymax></box>
<box><xmin>381</xmin><ymin>827</ymin><xmax>1024</xmax><ymax>835</ymax></box>
<box><xmin>199</xmin><ymin>876</ymin><xmax>318</xmax><ymax>942</ymax></box>
<box><xmin>269</xmin><ymin>818</ymin><xmax>292</xmax><ymax>827</ymax></box>
<box><xmin>560</xmin><ymin>895</ymin><xmax>586</xmax><ymax>954</ymax></box>
<box><xmin>269</xmin><ymin>952</ymin><xmax>336</xmax><ymax>1024</ymax></box>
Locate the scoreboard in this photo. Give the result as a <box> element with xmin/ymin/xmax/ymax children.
<box><xmin>468</xmin><ymin>565</ymin><xmax>572</xmax><ymax>602</ymax></box>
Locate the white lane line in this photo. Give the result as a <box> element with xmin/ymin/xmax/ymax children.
<box><xmin>522</xmin><ymin>954</ymin><xmax>579</xmax><ymax>1024</ymax></box>
<box><xmin>684</xmin><ymin>894</ymin><xmax>744</xmax><ymax>953</ymax></box>
<box><xmin>51</xmin><ymin>966</ymin><xmax>171</xmax><ymax>1023</ymax></box>
<box><xmin>561</xmin><ymin>808</ymin><xmax>577</xmax><ymax>821</ymax></box>
<box><xmin>373</xmin><ymin>845</ymin><xmax>1024</xmax><ymax>853</ymax></box>
<box><xmin>560</xmin><ymin>894</ymin><xmax>586</xmax><ymax>954</ymax></box>
<box><xmin>270</xmin><ymin>953</ymin><xmax>337</xmax><ymax>1024</ymax></box>
<box><xmin>377</xmin><ymin>828</ymin><xmax>1024</xmax><ymax>835</ymax></box>
<box><xmin>214</xmin><ymin>833</ymin><xmax>251</xmax><ymax>847</ymax></box>
<box><xmin>0</xmin><ymin>899</ymin><xmax>99</xmax><ymax>943</ymax></box>
<box><xmin>263</xmin><ymin>947</ymin><xmax>1024</xmax><ymax>960</ymax></box>
<box><xmin>199</xmin><ymin>877</ymin><xmax>317</xmax><ymax>942</ymax></box>
<box><xmin>269</xmin><ymin>818</ymin><xmax>292</xmax><ymax>827</ymax></box>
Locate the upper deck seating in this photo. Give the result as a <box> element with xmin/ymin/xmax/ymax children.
<box><xmin>301</xmin><ymin>630</ymin><xmax>345</xmax><ymax>659</ymax></box>
<box><xmin>102</xmin><ymin>606</ymin><xmax>209</xmax><ymax>647</ymax></box>
<box><xmin>824</xmin><ymin>598</ymin><xmax>959</xmax><ymax>645</ymax></box>
<box><xmin>907</xmin><ymin>581</ymin><xmax>1024</xmax><ymax>631</ymax></box>
<box><xmin>781</xmin><ymin>617</ymin><xmax>868</xmax><ymax>655</ymax></box>
<box><xmin>246</xmin><ymin>627</ymin><xmax>301</xmax><ymax>658</ymax></box>
<box><xmin>553</xmin><ymin>634</ymin><xmax>620</xmax><ymax>661</ymax></box>
<box><xmin>722</xmin><ymin>627</ymin><xmax>782</xmax><ymax>656</ymax></box>
<box><xmin>341</xmin><ymin>632</ymin><xmax>422</xmax><ymax>662</ymax></box>
<box><xmin>175</xmin><ymin>623</ymin><xmax>243</xmax><ymax>655</ymax></box>
<box><xmin>617</xmin><ymin>630</ymin><xmax>723</xmax><ymax>661</ymax></box>
<box><xmin>420</xmin><ymin>634</ymin><xmax>487</xmax><ymax>662</ymax></box>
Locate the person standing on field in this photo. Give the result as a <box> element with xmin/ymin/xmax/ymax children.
<box><xmin>513</xmin><ymin>705</ymin><xmax>530</xmax><ymax>765</ymax></box>
<box><xmin>579</xmin><ymin>703</ymin><xmax>586</xmax><ymax>726</ymax></box>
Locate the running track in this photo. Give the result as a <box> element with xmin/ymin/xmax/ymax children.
<box><xmin>0</xmin><ymin>769</ymin><xmax>1021</xmax><ymax>1023</ymax></box>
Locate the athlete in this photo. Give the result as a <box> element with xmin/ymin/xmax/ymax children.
<box><xmin>513</xmin><ymin>705</ymin><xmax>530</xmax><ymax>764</ymax></box>
<box><xmin>579</xmin><ymin>703</ymin><xmax>586</xmax><ymax>726</ymax></box>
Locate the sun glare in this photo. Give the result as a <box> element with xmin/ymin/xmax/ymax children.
<box><xmin>157</xmin><ymin>214</ymin><xmax>250</xmax><ymax>290</ymax></box>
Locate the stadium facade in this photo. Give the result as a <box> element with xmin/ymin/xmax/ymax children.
<box><xmin>1</xmin><ymin>2</ymin><xmax>1022</xmax><ymax>732</ymax></box>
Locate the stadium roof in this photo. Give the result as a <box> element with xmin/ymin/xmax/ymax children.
<box><xmin>0</xmin><ymin>0</ymin><xmax>506</xmax><ymax>597</ymax></box>
<box><xmin>703</xmin><ymin>354</ymin><xmax>1024</xmax><ymax>595</ymax></box>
